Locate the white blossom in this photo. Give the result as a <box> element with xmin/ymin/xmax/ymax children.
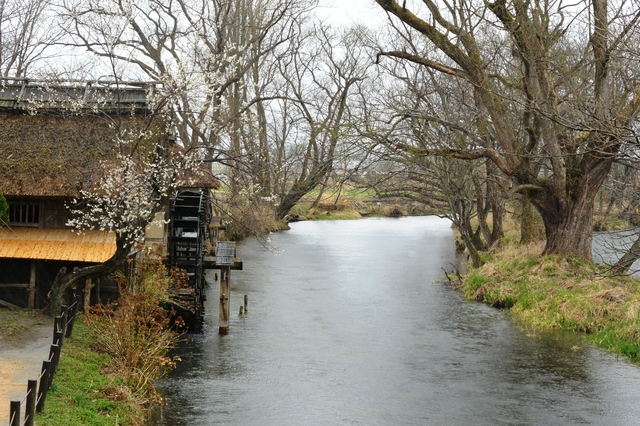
<box><xmin>67</xmin><ymin>145</ymin><xmax>202</xmax><ymax>245</ymax></box>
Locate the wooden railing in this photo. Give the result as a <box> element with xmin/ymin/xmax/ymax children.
<box><xmin>8</xmin><ymin>289</ymin><xmax>79</xmax><ymax>426</ymax></box>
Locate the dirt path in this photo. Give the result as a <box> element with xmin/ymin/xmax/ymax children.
<box><xmin>0</xmin><ymin>310</ymin><xmax>53</xmax><ymax>425</ymax></box>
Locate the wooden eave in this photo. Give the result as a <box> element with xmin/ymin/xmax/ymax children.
<box><xmin>0</xmin><ymin>228</ymin><xmax>116</xmax><ymax>263</ymax></box>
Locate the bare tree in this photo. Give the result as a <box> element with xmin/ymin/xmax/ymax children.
<box><xmin>367</xmin><ymin>51</ymin><xmax>509</xmax><ymax>262</ymax></box>
<box><xmin>270</xmin><ymin>25</ymin><xmax>369</xmax><ymax>219</ymax></box>
<box><xmin>0</xmin><ymin>0</ymin><xmax>62</xmax><ymax>77</ymax></box>
<box><xmin>374</xmin><ymin>0</ymin><xmax>640</xmax><ymax>260</ymax></box>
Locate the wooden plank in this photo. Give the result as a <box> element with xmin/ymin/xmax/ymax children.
<box><xmin>0</xmin><ymin>298</ymin><xmax>20</xmax><ymax>308</ymax></box>
<box><xmin>203</xmin><ymin>257</ymin><xmax>243</xmax><ymax>270</ymax></box>
<box><xmin>0</xmin><ymin>229</ymin><xmax>116</xmax><ymax>262</ymax></box>
<box><xmin>0</xmin><ymin>283</ymin><xmax>30</xmax><ymax>288</ymax></box>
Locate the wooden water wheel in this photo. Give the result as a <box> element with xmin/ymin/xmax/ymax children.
<box><xmin>167</xmin><ymin>189</ymin><xmax>212</xmax><ymax>332</ymax></box>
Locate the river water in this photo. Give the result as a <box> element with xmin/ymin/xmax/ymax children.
<box><xmin>154</xmin><ymin>216</ymin><xmax>640</xmax><ymax>425</ymax></box>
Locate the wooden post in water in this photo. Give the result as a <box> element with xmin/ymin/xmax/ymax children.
<box><xmin>244</xmin><ymin>294</ymin><xmax>248</xmax><ymax>313</ymax></box>
<box><xmin>219</xmin><ymin>266</ymin><xmax>230</xmax><ymax>334</ymax></box>
<box><xmin>215</xmin><ymin>241</ymin><xmax>236</xmax><ymax>335</ymax></box>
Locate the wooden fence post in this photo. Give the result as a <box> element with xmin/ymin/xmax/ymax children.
<box><xmin>60</xmin><ymin>305</ymin><xmax>68</xmax><ymax>336</ymax></box>
<box><xmin>53</xmin><ymin>316</ymin><xmax>62</xmax><ymax>338</ymax></box>
<box><xmin>25</xmin><ymin>379</ymin><xmax>37</xmax><ymax>426</ymax></box>
<box><xmin>65</xmin><ymin>289</ymin><xmax>79</xmax><ymax>338</ymax></box>
<box><xmin>37</xmin><ymin>360</ymin><xmax>51</xmax><ymax>411</ymax></box>
<box><xmin>9</xmin><ymin>400</ymin><xmax>20</xmax><ymax>426</ymax></box>
<box><xmin>53</xmin><ymin>329</ymin><xmax>63</xmax><ymax>348</ymax></box>
<box><xmin>50</xmin><ymin>344</ymin><xmax>61</xmax><ymax>376</ymax></box>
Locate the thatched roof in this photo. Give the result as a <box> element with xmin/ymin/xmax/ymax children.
<box><xmin>0</xmin><ymin>111</ymin><xmax>160</xmax><ymax>197</ymax></box>
<box><xmin>0</xmin><ymin>79</ymin><xmax>218</xmax><ymax>198</ymax></box>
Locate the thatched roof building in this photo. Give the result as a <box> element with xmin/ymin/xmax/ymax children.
<box><xmin>0</xmin><ymin>78</ymin><xmax>216</xmax><ymax>309</ymax></box>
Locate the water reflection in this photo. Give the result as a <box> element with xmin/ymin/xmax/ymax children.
<box><xmin>155</xmin><ymin>217</ymin><xmax>640</xmax><ymax>425</ymax></box>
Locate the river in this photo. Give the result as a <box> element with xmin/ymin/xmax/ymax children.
<box><xmin>154</xmin><ymin>216</ymin><xmax>640</xmax><ymax>425</ymax></box>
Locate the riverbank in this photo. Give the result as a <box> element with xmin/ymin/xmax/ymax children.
<box><xmin>34</xmin><ymin>318</ymin><xmax>147</xmax><ymax>425</ymax></box>
<box><xmin>459</xmin><ymin>241</ymin><xmax>640</xmax><ymax>362</ymax></box>
<box><xmin>287</xmin><ymin>190</ymin><xmax>430</xmax><ymax>222</ymax></box>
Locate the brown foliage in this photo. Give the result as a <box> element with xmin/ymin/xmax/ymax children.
<box><xmin>83</xmin><ymin>257</ymin><xmax>181</xmax><ymax>404</ymax></box>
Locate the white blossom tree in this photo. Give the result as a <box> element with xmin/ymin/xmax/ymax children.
<box><xmin>49</xmin><ymin>119</ymin><xmax>203</xmax><ymax>314</ymax></box>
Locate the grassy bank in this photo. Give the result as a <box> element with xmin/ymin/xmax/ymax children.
<box><xmin>36</xmin><ymin>260</ymin><xmax>181</xmax><ymax>425</ymax></box>
<box><xmin>36</xmin><ymin>318</ymin><xmax>146</xmax><ymax>425</ymax></box>
<box><xmin>287</xmin><ymin>188</ymin><xmax>431</xmax><ymax>221</ymax></box>
<box><xmin>461</xmin><ymin>242</ymin><xmax>640</xmax><ymax>362</ymax></box>
<box><xmin>221</xmin><ymin>187</ymin><xmax>431</xmax><ymax>240</ymax></box>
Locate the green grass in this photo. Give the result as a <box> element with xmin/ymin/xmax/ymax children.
<box><xmin>36</xmin><ymin>319</ymin><xmax>145</xmax><ymax>426</ymax></box>
<box><xmin>302</xmin><ymin>188</ymin><xmax>376</xmax><ymax>200</ymax></box>
<box><xmin>460</xmin><ymin>242</ymin><xmax>640</xmax><ymax>362</ymax></box>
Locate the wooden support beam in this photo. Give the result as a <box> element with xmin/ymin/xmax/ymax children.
<box><xmin>95</xmin><ymin>278</ymin><xmax>101</xmax><ymax>304</ymax></box>
<box><xmin>203</xmin><ymin>257</ymin><xmax>243</xmax><ymax>270</ymax></box>
<box><xmin>83</xmin><ymin>279</ymin><xmax>94</xmax><ymax>314</ymax></box>
<box><xmin>0</xmin><ymin>283</ymin><xmax>30</xmax><ymax>288</ymax></box>
<box><xmin>29</xmin><ymin>260</ymin><xmax>36</xmax><ymax>309</ymax></box>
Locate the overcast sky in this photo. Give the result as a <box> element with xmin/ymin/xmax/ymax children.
<box><xmin>316</xmin><ymin>0</ymin><xmax>386</xmax><ymax>27</ymax></box>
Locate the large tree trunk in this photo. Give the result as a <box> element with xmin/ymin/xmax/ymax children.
<box><xmin>275</xmin><ymin>161</ymin><xmax>333</xmax><ymax>220</ymax></box>
<box><xmin>529</xmin><ymin>157</ymin><xmax>613</xmax><ymax>260</ymax></box>
<box><xmin>276</xmin><ymin>178</ymin><xmax>321</xmax><ymax>220</ymax></box>
<box><xmin>539</xmin><ymin>200</ymin><xmax>595</xmax><ymax>259</ymax></box>
<box><xmin>487</xmin><ymin>164</ymin><xmax>505</xmax><ymax>244</ymax></box>
<box><xmin>459</xmin><ymin>225</ymin><xmax>483</xmax><ymax>268</ymax></box>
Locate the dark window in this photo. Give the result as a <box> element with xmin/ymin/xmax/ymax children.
<box><xmin>9</xmin><ymin>203</ymin><xmax>40</xmax><ymax>225</ymax></box>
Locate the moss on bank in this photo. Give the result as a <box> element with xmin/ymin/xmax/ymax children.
<box><xmin>461</xmin><ymin>242</ymin><xmax>640</xmax><ymax>362</ymax></box>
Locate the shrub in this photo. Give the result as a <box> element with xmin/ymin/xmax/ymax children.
<box><xmin>83</xmin><ymin>258</ymin><xmax>181</xmax><ymax>404</ymax></box>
